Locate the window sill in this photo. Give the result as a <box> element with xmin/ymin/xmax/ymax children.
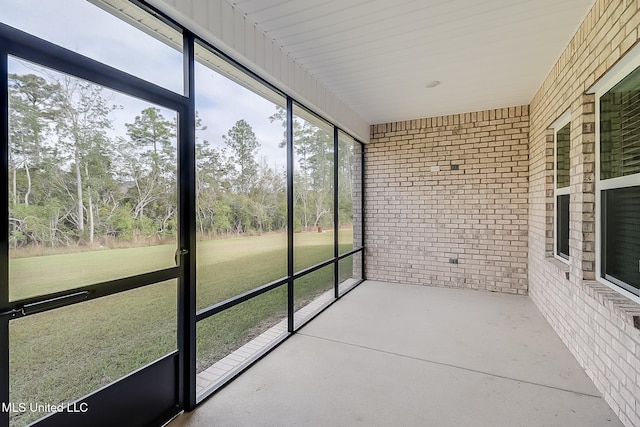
<box><xmin>546</xmin><ymin>256</ymin><xmax>570</xmax><ymax>280</ymax></box>
<box><xmin>585</xmin><ymin>280</ymin><xmax>640</xmax><ymax>330</ymax></box>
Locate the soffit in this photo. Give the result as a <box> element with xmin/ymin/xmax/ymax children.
<box><xmin>229</xmin><ymin>0</ymin><xmax>595</xmax><ymax>124</ymax></box>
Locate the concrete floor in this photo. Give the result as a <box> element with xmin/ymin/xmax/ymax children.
<box><xmin>169</xmin><ymin>280</ymin><xmax>622</xmax><ymax>427</ymax></box>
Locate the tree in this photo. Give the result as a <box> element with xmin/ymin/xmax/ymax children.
<box><xmin>8</xmin><ymin>70</ymin><xmax>294</xmax><ymax>248</ymax></box>
<box><xmin>252</xmin><ymin>158</ymin><xmax>286</xmax><ymax>232</ymax></box>
<box><xmin>337</xmin><ymin>137</ymin><xmax>355</xmax><ymax>226</ymax></box>
<box><xmin>122</xmin><ymin>107</ymin><xmax>177</xmax><ymax>238</ymax></box>
<box><xmin>8</xmin><ymin>73</ymin><xmax>59</xmax><ymax>206</ymax></box>
<box><xmin>270</xmin><ymin>106</ymin><xmax>334</xmax><ymax>230</ymax></box>
<box><xmin>125</xmin><ymin>107</ymin><xmax>175</xmax><ymax>173</ymax></box>
<box><xmin>54</xmin><ymin>76</ymin><xmax>114</xmax><ymax>242</ymax></box>
<box><xmin>223</xmin><ymin>119</ymin><xmax>259</xmax><ymax>195</ymax></box>
<box><xmin>8</xmin><ymin>71</ymin><xmax>121</xmax><ymax>247</ymax></box>
<box><xmin>195</xmin><ymin>138</ymin><xmax>230</xmax><ymax>235</ymax></box>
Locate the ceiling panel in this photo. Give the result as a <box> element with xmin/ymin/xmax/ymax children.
<box><xmin>229</xmin><ymin>0</ymin><xmax>594</xmax><ymax>123</ymax></box>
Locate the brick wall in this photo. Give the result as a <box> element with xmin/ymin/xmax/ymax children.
<box><xmin>364</xmin><ymin>1</ymin><xmax>640</xmax><ymax>424</ymax></box>
<box><xmin>528</xmin><ymin>1</ymin><xmax>640</xmax><ymax>426</ymax></box>
<box><xmin>366</xmin><ymin>107</ymin><xmax>529</xmax><ymax>294</ymax></box>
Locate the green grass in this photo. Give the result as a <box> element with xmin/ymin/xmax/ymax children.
<box><xmin>8</xmin><ymin>230</ymin><xmax>356</xmax><ymax>427</ymax></box>
<box><xmin>9</xmin><ymin>244</ymin><xmax>176</xmax><ymax>301</ymax></box>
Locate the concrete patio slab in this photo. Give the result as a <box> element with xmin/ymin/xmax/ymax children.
<box><xmin>302</xmin><ymin>280</ymin><xmax>598</xmax><ymax>395</ymax></box>
<box><xmin>168</xmin><ymin>281</ymin><xmax>622</xmax><ymax>427</ymax></box>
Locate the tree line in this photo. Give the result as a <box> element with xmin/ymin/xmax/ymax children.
<box><xmin>8</xmin><ymin>72</ymin><xmax>355</xmax><ymax>251</ymax></box>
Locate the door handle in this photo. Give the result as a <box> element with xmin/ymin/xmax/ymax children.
<box><xmin>174</xmin><ymin>248</ymin><xmax>188</xmax><ymax>266</ymax></box>
<box><xmin>22</xmin><ymin>291</ymin><xmax>89</xmax><ymax>316</ymax></box>
<box><xmin>1</xmin><ymin>290</ymin><xmax>89</xmax><ymax>319</ymax></box>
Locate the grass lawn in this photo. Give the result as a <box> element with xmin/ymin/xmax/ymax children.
<box><xmin>8</xmin><ymin>229</ymin><xmax>356</xmax><ymax>427</ymax></box>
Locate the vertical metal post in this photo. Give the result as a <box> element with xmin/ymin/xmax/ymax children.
<box><xmin>179</xmin><ymin>31</ymin><xmax>197</xmax><ymax>411</ymax></box>
<box><xmin>601</xmin><ymin>191</ymin><xmax>607</xmax><ymax>278</ymax></box>
<box><xmin>286</xmin><ymin>97</ymin><xmax>294</xmax><ymax>332</ymax></box>
<box><xmin>333</xmin><ymin>127</ymin><xmax>339</xmax><ymax>298</ymax></box>
<box><xmin>361</xmin><ymin>142</ymin><xmax>366</xmax><ymax>280</ymax></box>
<box><xmin>0</xmin><ymin>48</ymin><xmax>10</xmax><ymax>427</ymax></box>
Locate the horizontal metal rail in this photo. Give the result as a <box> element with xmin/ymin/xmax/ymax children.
<box><xmin>3</xmin><ymin>267</ymin><xmax>180</xmax><ymax>318</ymax></box>
<box><xmin>196</xmin><ymin>249</ymin><xmax>365</xmax><ymax>323</ymax></box>
<box><xmin>292</xmin><ymin>258</ymin><xmax>335</xmax><ymax>280</ymax></box>
<box><xmin>337</xmin><ymin>247</ymin><xmax>363</xmax><ymax>261</ymax></box>
<box><xmin>0</xmin><ymin>24</ymin><xmax>188</xmax><ymax>113</ymax></box>
<box><xmin>196</xmin><ymin>277</ymin><xmax>289</xmax><ymax>322</ymax></box>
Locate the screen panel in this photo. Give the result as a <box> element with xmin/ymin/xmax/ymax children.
<box><xmin>8</xmin><ymin>57</ymin><xmax>178</xmax><ymax>301</ymax></box>
<box><xmin>9</xmin><ymin>280</ymin><xmax>177</xmax><ymax>427</ymax></box>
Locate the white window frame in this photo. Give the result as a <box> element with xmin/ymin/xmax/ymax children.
<box><xmin>589</xmin><ymin>43</ymin><xmax>640</xmax><ymax>304</ymax></box>
<box><xmin>551</xmin><ymin>111</ymin><xmax>571</xmax><ymax>264</ymax></box>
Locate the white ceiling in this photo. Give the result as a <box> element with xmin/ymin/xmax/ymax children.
<box><xmin>228</xmin><ymin>0</ymin><xmax>595</xmax><ymax>124</ymax></box>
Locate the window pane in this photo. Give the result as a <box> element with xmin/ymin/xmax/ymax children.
<box><xmin>1</xmin><ymin>0</ymin><xmax>183</xmax><ymax>94</ymax></box>
<box><xmin>556</xmin><ymin>194</ymin><xmax>569</xmax><ymax>260</ymax></box>
<box><xmin>8</xmin><ymin>57</ymin><xmax>177</xmax><ymax>301</ymax></box>
<box><xmin>338</xmin><ymin>132</ymin><xmax>362</xmax><ymax>254</ymax></box>
<box><xmin>293</xmin><ymin>104</ymin><xmax>335</xmax><ymax>271</ymax></box>
<box><xmin>294</xmin><ymin>264</ymin><xmax>334</xmax><ymax>329</ymax></box>
<box><xmin>196</xmin><ymin>285</ymin><xmax>287</xmax><ymax>396</ymax></box>
<box><xmin>9</xmin><ymin>280</ymin><xmax>177</xmax><ymax>427</ymax></box>
<box><xmin>603</xmin><ymin>186</ymin><xmax>640</xmax><ymax>292</ymax></box>
<box><xmin>556</xmin><ymin>123</ymin><xmax>570</xmax><ymax>188</ymax></box>
<box><xmin>194</xmin><ymin>43</ymin><xmax>287</xmax><ymax>311</ymax></box>
<box><xmin>600</xmin><ymin>65</ymin><xmax>640</xmax><ymax>180</ymax></box>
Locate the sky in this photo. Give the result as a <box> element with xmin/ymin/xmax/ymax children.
<box><xmin>1</xmin><ymin>0</ymin><xmax>287</xmax><ymax>169</ymax></box>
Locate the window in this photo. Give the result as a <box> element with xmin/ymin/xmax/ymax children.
<box><xmin>193</xmin><ymin>42</ymin><xmax>290</xmax><ymax>389</ymax></box>
<box><xmin>596</xmin><ymin>62</ymin><xmax>640</xmax><ymax>297</ymax></box>
<box><xmin>194</xmin><ymin>42</ymin><xmax>288</xmax><ymax>311</ymax></box>
<box><xmin>0</xmin><ymin>1</ymin><xmax>367</xmax><ymax>418</ymax></box>
<box><xmin>292</xmin><ymin>103</ymin><xmax>335</xmax><ymax>271</ymax></box>
<box><xmin>553</xmin><ymin>115</ymin><xmax>571</xmax><ymax>262</ymax></box>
